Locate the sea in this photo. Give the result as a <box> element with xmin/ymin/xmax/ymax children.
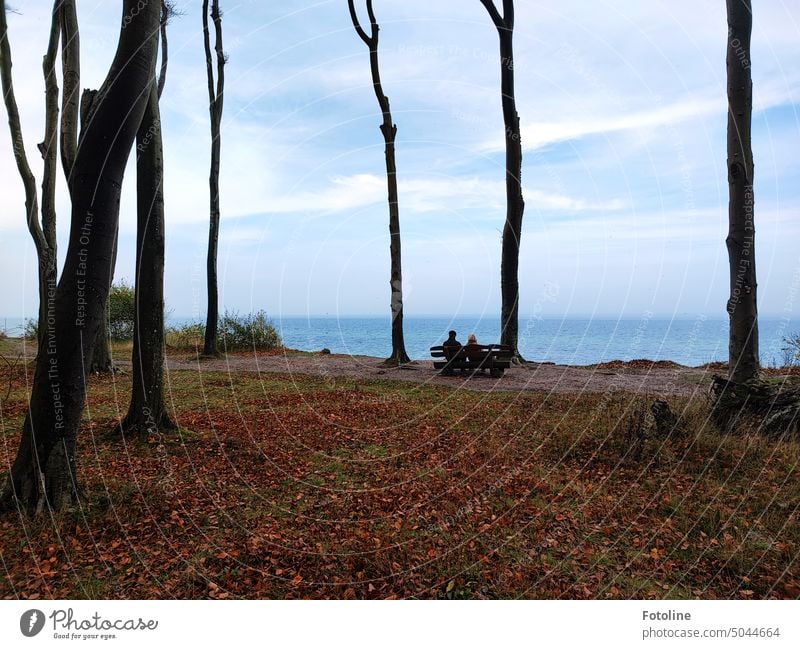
<box><xmin>2</xmin><ymin>315</ymin><xmax>796</xmax><ymax>367</ymax></box>
<box><xmin>269</xmin><ymin>315</ymin><xmax>798</xmax><ymax>367</ymax></box>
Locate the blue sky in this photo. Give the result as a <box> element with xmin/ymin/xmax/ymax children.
<box><xmin>1</xmin><ymin>0</ymin><xmax>798</xmax><ymax>321</ymax></box>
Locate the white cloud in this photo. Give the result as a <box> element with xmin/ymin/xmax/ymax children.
<box><xmin>481</xmin><ymin>80</ymin><xmax>800</xmax><ymax>153</ymax></box>
<box><xmin>211</xmin><ymin>173</ymin><xmax>628</xmax><ymax>220</ymax></box>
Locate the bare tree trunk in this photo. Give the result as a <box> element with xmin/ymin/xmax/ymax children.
<box><xmin>38</xmin><ymin>4</ymin><xmax>60</xmax><ymax>352</ymax></box>
<box><xmin>123</xmin><ymin>3</ymin><xmax>175</xmax><ymax>435</ymax></box>
<box><xmin>1</xmin><ymin>0</ymin><xmax>161</xmax><ymax>513</ymax></box>
<box><xmin>348</xmin><ymin>0</ymin><xmax>410</xmax><ymax>365</ymax></box>
<box><xmin>0</xmin><ymin>2</ymin><xmax>59</xmax><ymax>352</ymax></box>
<box><xmin>88</xmin><ymin>201</ymin><xmax>116</xmax><ymax>375</ymax></box>
<box><xmin>89</xmin><ymin>295</ymin><xmax>114</xmax><ymax>374</ymax></box>
<box><xmin>82</xmin><ymin>85</ymin><xmax>115</xmax><ymax>376</ymax></box>
<box><xmin>725</xmin><ymin>0</ymin><xmax>758</xmax><ymax>384</ymax></box>
<box><xmin>480</xmin><ymin>0</ymin><xmax>525</xmax><ymax>361</ymax></box>
<box><xmin>202</xmin><ymin>0</ymin><xmax>224</xmax><ymax>358</ymax></box>
<box><xmin>75</xmin><ymin>83</ymin><xmax>116</xmax><ymax>376</ymax></box>
<box><xmin>59</xmin><ymin>0</ymin><xmax>79</xmax><ymax>183</ymax></box>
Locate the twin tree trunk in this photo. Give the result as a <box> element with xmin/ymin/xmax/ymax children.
<box><xmin>348</xmin><ymin>0</ymin><xmax>409</xmax><ymax>365</ymax></box>
<box><xmin>1</xmin><ymin>0</ymin><xmax>161</xmax><ymax>512</ymax></box>
<box><xmin>481</xmin><ymin>0</ymin><xmax>525</xmax><ymax>361</ymax></box>
<box><xmin>203</xmin><ymin>0</ymin><xmax>224</xmax><ymax>357</ymax></box>
<box><xmin>726</xmin><ymin>0</ymin><xmax>759</xmax><ymax>384</ymax></box>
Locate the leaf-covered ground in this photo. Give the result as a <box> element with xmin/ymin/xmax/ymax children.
<box><xmin>0</xmin><ymin>356</ymin><xmax>798</xmax><ymax>599</ymax></box>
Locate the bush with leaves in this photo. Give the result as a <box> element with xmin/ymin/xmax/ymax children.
<box><xmin>166</xmin><ymin>311</ymin><xmax>281</xmax><ymax>352</ymax></box>
<box><xmin>107</xmin><ymin>280</ymin><xmax>136</xmax><ymax>340</ymax></box>
<box><xmin>165</xmin><ymin>322</ymin><xmax>205</xmax><ymax>350</ymax></box>
<box><xmin>219</xmin><ymin>310</ymin><xmax>281</xmax><ymax>351</ymax></box>
<box><xmin>23</xmin><ymin>318</ymin><xmax>38</xmax><ymax>340</ymax></box>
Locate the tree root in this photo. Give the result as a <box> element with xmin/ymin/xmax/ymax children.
<box><xmin>710</xmin><ymin>375</ymin><xmax>800</xmax><ymax>437</ymax></box>
<box><xmin>118</xmin><ymin>411</ymin><xmax>178</xmax><ymax>438</ymax></box>
<box><xmin>383</xmin><ymin>351</ymin><xmax>411</xmax><ymax>367</ymax></box>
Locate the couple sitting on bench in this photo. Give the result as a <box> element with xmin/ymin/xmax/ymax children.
<box><xmin>432</xmin><ymin>330</ymin><xmax>512</xmax><ymax>377</ymax></box>
<box><xmin>444</xmin><ymin>330</ymin><xmax>477</xmax><ymax>350</ymax></box>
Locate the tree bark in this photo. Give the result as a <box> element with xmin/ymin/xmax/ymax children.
<box><xmin>78</xmin><ymin>86</ymin><xmax>116</xmax><ymax>376</ymax></box>
<box><xmin>202</xmin><ymin>0</ymin><xmax>224</xmax><ymax>357</ymax></box>
<box><xmin>59</xmin><ymin>0</ymin><xmax>79</xmax><ymax>184</ymax></box>
<box><xmin>1</xmin><ymin>0</ymin><xmax>161</xmax><ymax>513</ymax></box>
<box><xmin>348</xmin><ymin>0</ymin><xmax>410</xmax><ymax>365</ymax></box>
<box><xmin>122</xmin><ymin>9</ymin><xmax>174</xmax><ymax>436</ymax></box>
<box><xmin>480</xmin><ymin>0</ymin><xmax>525</xmax><ymax>361</ymax></box>
<box><xmin>725</xmin><ymin>0</ymin><xmax>758</xmax><ymax>384</ymax></box>
<box><xmin>157</xmin><ymin>1</ymin><xmax>170</xmax><ymax>100</ymax></box>
<box><xmin>84</xmin><ymin>84</ymin><xmax>116</xmax><ymax>376</ymax></box>
<box><xmin>38</xmin><ymin>3</ymin><xmax>61</xmax><ymax>352</ymax></box>
<box><xmin>89</xmin><ymin>299</ymin><xmax>114</xmax><ymax>374</ymax></box>
<box><xmin>88</xmin><ymin>238</ymin><xmax>116</xmax><ymax>377</ymax></box>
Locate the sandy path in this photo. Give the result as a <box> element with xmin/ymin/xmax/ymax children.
<box><xmin>163</xmin><ymin>351</ymin><xmax>717</xmax><ymax>398</ymax></box>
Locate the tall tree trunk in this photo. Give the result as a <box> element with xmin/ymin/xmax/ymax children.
<box><xmin>77</xmin><ymin>83</ymin><xmax>116</xmax><ymax>377</ymax></box>
<box><xmin>37</xmin><ymin>3</ymin><xmax>60</xmax><ymax>353</ymax></box>
<box><xmin>123</xmin><ymin>4</ymin><xmax>174</xmax><ymax>435</ymax></box>
<box><xmin>348</xmin><ymin>0</ymin><xmax>410</xmax><ymax>365</ymax></box>
<box><xmin>82</xmin><ymin>83</ymin><xmax>116</xmax><ymax>376</ymax></box>
<box><xmin>480</xmin><ymin>0</ymin><xmax>525</xmax><ymax>361</ymax></box>
<box><xmin>725</xmin><ymin>0</ymin><xmax>758</xmax><ymax>384</ymax></box>
<box><xmin>88</xmin><ymin>228</ymin><xmax>118</xmax><ymax>375</ymax></box>
<box><xmin>202</xmin><ymin>0</ymin><xmax>224</xmax><ymax>358</ymax></box>
<box><xmin>1</xmin><ymin>0</ymin><xmax>161</xmax><ymax>513</ymax></box>
<box><xmin>0</xmin><ymin>2</ymin><xmax>59</xmax><ymax>353</ymax></box>
<box><xmin>59</xmin><ymin>0</ymin><xmax>79</xmax><ymax>183</ymax></box>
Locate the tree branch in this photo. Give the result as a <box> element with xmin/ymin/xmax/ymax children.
<box><xmin>157</xmin><ymin>1</ymin><xmax>170</xmax><ymax>99</ymax></box>
<box><xmin>59</xmin><ymin>0</ymin><xmax>79</xmax><ymax>182</ymax></box>
<box><xmin>211</xmin><ymin>0</ymin><xmax>224</xmax><ymax>114</ymax></box>
<box><xmin>202</xmin><ymin>0</ymin><xmax>215</xmax><ymax>107</ymax></box>
<box><xmin>365</xmin><ymin>0</ymin><xmax>378</xmax><ymax>29</ymax></box>
<box><xmin>347</xmin><ymin>0</ymin><xmax>374</xmax><ymax>47</ymax></box>
<box><xmin>40</xmin><ymin>0</ymin><xmax>60</xmax><ymax>252</ymax></box>
<box><xmin>479</xmin><ymin>0</ymin><xmax>504</xmax><ymax>29</ymax></box>
<box><xmin>503</xmin><ymin>0</ymin><xmax>514</xmax><ymax>30</ymax></box>
<box><xmin>0</xmin><ymin>0</ymin><xmax>47</xmax><ymax>254</ymax></box>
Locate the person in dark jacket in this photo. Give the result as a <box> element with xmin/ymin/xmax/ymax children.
<box><xmin>443</xmin><ymin>330</ymin><xmax>462</xmax><ymax>348</ymax></box>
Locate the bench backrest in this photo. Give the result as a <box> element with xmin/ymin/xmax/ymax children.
<box><xmin>430</xmin><ymin>344</ymin><xmax>512</xmax><ymax>360</ymax></box>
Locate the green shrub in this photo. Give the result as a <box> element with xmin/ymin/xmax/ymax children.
<box><xmin>219</xmin><ymin>310</ymin><xmax>281</xmax><ymax>351</ymax></box>
<box><xmin>165</xmin><ymin>311</ymin><xmax>281</xmax><ymax>352</ymax></box>
<box><xmin>108</xmin><ymin>280</ymin><xmax>136</xmax><ymax>340</ymax></box>
<box><xmin>165</xmin><ymin>322</ymin><xmax>205</xmax><ymax>350</ymax></box>
<box><xmin>23</xmin><ymin>318</ymin><xmax>38</xmax><ymax>340</ymax></box>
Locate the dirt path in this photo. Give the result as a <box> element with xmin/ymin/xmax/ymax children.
<box><xmin>1</xmin><ymin>337</ymin><xmax>721</xmax><ymax>397</ymax></box>
<box><xmin>163</xmin><ymin>350</ymin><xmax>717</xmax><ymax>398</ymax></box>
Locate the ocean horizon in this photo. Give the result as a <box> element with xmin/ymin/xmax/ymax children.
<box><xmin>3</xmin><ymin>314</ymin><xmax>796</xmax><ymax>367</ymax></box>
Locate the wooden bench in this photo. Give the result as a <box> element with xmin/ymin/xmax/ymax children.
<box><xmin>430</xmin><ymin>344</ymin><xmax>513</xmax><ymax>377</ymax></box>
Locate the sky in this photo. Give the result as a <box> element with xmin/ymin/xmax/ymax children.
<box><xmin>0</xmin><ymin>0</ymin><xmax>799</xmax><ymax>323</ymax></box>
